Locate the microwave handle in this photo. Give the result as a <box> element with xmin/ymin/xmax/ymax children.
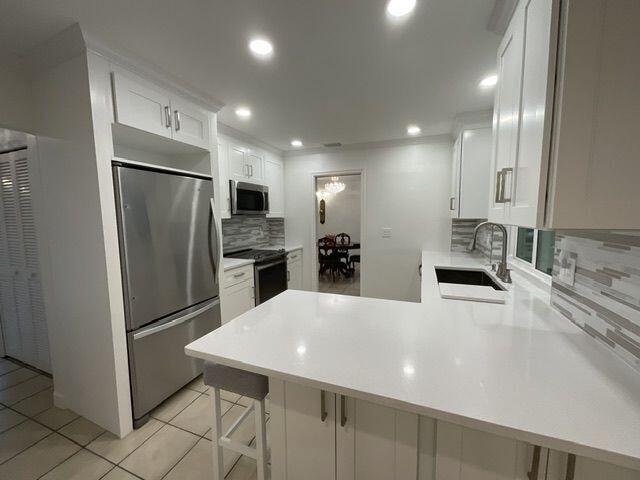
<box><xmin>263</xmin><ymin>192</ymin><xmax>269</xmax><ymax>212</ymax></box>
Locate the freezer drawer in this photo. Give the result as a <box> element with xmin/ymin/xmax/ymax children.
<box><xmin>128</xmin><ymin>298</ymin><xmax>221</xmax><ymax>422</ymax></box>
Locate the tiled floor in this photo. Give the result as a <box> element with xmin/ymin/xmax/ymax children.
<box><xmin>0</xmin><ymin>357</ymin><xmax>266</xmax><ymax>479</ymax></box>
<box><xmin>318</xmin><ymin>264</ymin><xmax>360</xmax><ymax>296</ymax></box>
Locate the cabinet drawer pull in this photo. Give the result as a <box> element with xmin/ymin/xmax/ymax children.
<box><xmin>320</xmin><ymin>390</ymin><xmax>328</xmax><ymax>422</ymax></box>
<box><xmin>340</xmin><ymin>395</ymin><xmax>347</xmax><ymax>427</ymax></box>
<box><xmin>495</xmin><ymin>170</ymin><xmax>504</xmax><ymax>204</ymax></box>
<box><xmin>287</xmin><ymin>270</ymin><xmax>291</xmax><ymax>282</ymax></box>
<box><xmin>164</xmin><ymin>106</ymin><xmax>172</xmax><ymax>129</ymax></box>
<box><xmin>449</xmin><ymin>196</ymin><xmax>455</xmax><ymax>211</ymax></box>
<box><xmin>174</xmin><ymin>110</ymin><xmax>181</xmax><ymax>131</ymax></box>
<box><xmin>501</xmin><ymin>167</ymin><xmax>513</xmax><ymax>203</ymax></box>
<box><xmin>232</xmin><ymin>272</ymin><xmax>246</xmax><ymax>279</ymax></box>
<box><xmin>528</xmin><ymin>445</ymin><xmax>541</xmax><ymax>480</ymax></box>
<box><xmin>565</xmin><ymin>454</ymin><xmax>576</xmax><ymax>480</ymax></box>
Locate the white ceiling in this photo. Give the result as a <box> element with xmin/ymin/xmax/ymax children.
<box><xmin>1</xmin><ymin>0</ymin><xmax>501</xmax><ymax>151</ymax></box>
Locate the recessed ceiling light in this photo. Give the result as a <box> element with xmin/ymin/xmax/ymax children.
<box><xmin>407</xmin><ymin>125</ymin><xmax>421</xmax><ymax>136</ymax></box>
<box><xmin>479</xmin><ymin>74</ymin><xmax>498</xmax><ymax>88</ymax></box>
<box><xmin>386</xmin><ymin>0</ymin><xmax>417</xmax><ymax>17</ymax></box>
<box><xmin>235</xmin><ymin>106</ymin><xmax>252</xmax><ymax>119</ymax></box>
<box><xmin>249</xmin><ymin>38</ymin><xmax>273</xmax><ymax>57</ymax></box>
<box><xmin>291</xmin><ymin>139</ymin><xmax>303</xmax><ymax>147</ymax></box>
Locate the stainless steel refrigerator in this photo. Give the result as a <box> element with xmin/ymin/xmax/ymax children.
<box><xmin>113</xmin><ymin>162</ymin><xmax>221</xmax><ymax>427</ymax></box>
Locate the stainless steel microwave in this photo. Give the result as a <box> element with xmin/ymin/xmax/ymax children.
<box><xmin>230</xmin><ymin>180</ymin><xmax>270</xmax><ymax>215</ymax></box>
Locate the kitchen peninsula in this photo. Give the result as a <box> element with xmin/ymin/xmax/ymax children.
<box><xmin>186</xmin><ymin>251</ymin><xmax>640</xmax><ymax>479</ymax></box>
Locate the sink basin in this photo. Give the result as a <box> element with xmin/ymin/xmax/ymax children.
<box><xmin>435</xmin><ymin>267</ymin><xmax>505</xmax><ymax>291</ymax></box>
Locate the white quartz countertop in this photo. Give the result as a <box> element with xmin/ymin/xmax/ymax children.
<box><xmin>222</xmin><ymin>257</ymin><xmax>254</xmax><ymax>271</ymax></box>
<box><xmin>188</xmin><ymin>250</ymin><xmax>640</xmax><ymax>469</ymax></box>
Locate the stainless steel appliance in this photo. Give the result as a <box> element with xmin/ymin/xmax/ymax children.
<box><xmin>230</xmin><ymin>180</ymin><xmax>269</xmax><ymax>215</ymax></box>
<box><xmin>225</xmin><ymin>249</ymin><xmax>287</xmax><ymax>304</ymax></box>
<box><xmin>113</xmin><ymin>161</ymin><xmax>221</xmax><ymax>427</ymax></box>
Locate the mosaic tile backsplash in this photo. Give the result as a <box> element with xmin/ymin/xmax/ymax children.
<box><xmin>450</xmin><ymin>218</ymin><xmax>504</xmax><ymax>262</ymax></box>
<box><xmin>551</xmin><ymin>231</ymin><xmax>640</xmax><ymax>371</ymax></box>
<box><xmin>222</xmin><ymin>216</ymin><xmax>285</xmax><ymax>252</ymax></box>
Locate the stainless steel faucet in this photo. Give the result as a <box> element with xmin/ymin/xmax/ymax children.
<box><xmin>468</xmin><ymin>221</ymin><xmax>512</xmax><ymax>284</ymax></box>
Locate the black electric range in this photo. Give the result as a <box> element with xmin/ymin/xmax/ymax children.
<box><xmin>224</xmin><ymin>248</ymin><xmax>288</xmax><ymax>304</ymax></box>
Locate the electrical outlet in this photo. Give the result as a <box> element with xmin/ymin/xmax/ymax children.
<box><xmin>558</xmin><ymin>251</ymin><xmax>577</xmax><ymax>286</ymax></box>
<box><xmin>382</xmin><ymin>227</ymin><xmax>392</xmax><ymax>238</ymax></box>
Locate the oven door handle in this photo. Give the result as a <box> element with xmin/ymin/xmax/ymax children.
<box><xmin>255</xmin><ymin>259</ymin><xmax>286</xmax><ymax>271</ymax></box>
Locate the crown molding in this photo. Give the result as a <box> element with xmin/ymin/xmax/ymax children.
<box><xmin>487</xmin><ymin>0</ymin><xmax>518</xmax><ymax>36</ymax></box>
<box><xmin>452</xmin><ymin>110</ymin><xmax>493</xmax><ymax>137</ymax></box>
<box><xmin>217</xmin><ymin>122</ymin><xmax>283</xmax><ymax>156</ymax></box>
<box><xmin>283</xmin><ymin>133</ymin><xmax>452</xmax><ymax>158</ymax></box>
<box><xmin>84</xmin><ymin>30</ymin><xmax>225</xmax><ymax>113</ymax></box>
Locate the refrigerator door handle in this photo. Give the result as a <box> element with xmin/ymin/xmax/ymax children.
<box><xmin>133</xmin><ymin>298</ymin><xmax>220</xmax><ymax>340</ymax></box>
<box><xmin>209</xmin><ymin>198</ymin><xmax>221</xmax><ymax>285</ymax></box>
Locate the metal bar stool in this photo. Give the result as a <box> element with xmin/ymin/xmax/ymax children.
<box><xmin>204</xmin><ymin>362</ymin><xmax>269</xmax><ymax>480</ymax></box>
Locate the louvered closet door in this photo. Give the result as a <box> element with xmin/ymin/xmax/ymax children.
<box><xmin>0</xmin><ymin>150</ymin><xmax>50</xmax><ymax>372</ymax></box>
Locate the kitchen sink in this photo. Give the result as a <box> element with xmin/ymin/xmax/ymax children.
<box><xmin>434</xmin><ymin>267</ymin><xmax>506</xmax><ymax>291</ymax></box>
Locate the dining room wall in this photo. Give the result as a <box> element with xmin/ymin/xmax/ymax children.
<box><xmin>284</xmin><ymin>136</ymin><xmax>452</xmax><ymax>302</ymax></box>
<box><xmin>316</xmin><ymin>174</ymin><xmax>361</xmax><ymax>243</ymax></box>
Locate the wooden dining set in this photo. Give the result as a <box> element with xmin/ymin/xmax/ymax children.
<box><xmin>318</xmin><ymin>233</ymin><xmax>360</xmax><ymax>281</ymax></box>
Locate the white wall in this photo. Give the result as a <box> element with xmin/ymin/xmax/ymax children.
<box><xmin>285</xmin><ymin>138</ymin><xmax>452</xmax><ymax>302</ymax></box>
<box><xmin>0</xmin><ymin>55</ymin><xmax>34</xmax><ymax>134</ymax></box>
<box><xmin>316</xmin><ymin>174</ymin><xmax>361</xmax><ymax>242</ymax></box>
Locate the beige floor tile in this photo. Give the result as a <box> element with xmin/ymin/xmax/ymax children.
<box><xmin>164</xmin><ymin>436</ymin><xmax>244</xmax><ymax>480</ymax></box>
<box><xmin>186</xmin><ymin>375</ymin><xmax>209</xmax><ymax>393</ymax></box>
<box><xmin>0</xmin><ymin>368</ymin><xmax>39</xmax><ymax>390</ymax></box>
<box><xmin>0</xmin><ymin>419</ymin><xmax>51</xmax><ymax>463</ymax></box>
<box><xmin>235</xmin><ymin>396</ymin><xmax>251</xmax><ymax>407</ymax></box>
<box><xmin>120</xmin><ymin>424</ymin><xmax>199</xmax><ymax>480</ymax></box>
<box><xmin>0</xmin><ymin>432</ymin><xmax>79</xmax><ymax>480</ymax></box>
<box><xmin>12</xmin><ymin>387</ymin><xmax>54</xmax><ymax>416</ymax></box>
<box><xmin>170</xmin><ymin>394</ymin><xmax>233</xmax><ymax>436</ymax></box>
<box><xmin>0</xmin><ymin>408</ymin><xmax>27</xmax><ymax>433</ymax></box>
<box><xmin>101</xmin><ymin>466</ymin><xmax>140</xmax><ymax>480</ymax></box>
<box><xmin>0</xmin><ymin>375</ymin><xmax>52</xmax><ymax>405</ymax></box>
<box><xmin>151</xmin><ymin>387</ymin><xmax>200</xmax><ymax>422</ymax></box>
<box><xmin>219</xmin><ymin>389</ymin><xmax>242</xmax><ymax>404</ymax></box>
<box><xmin>59</xmin><ymin>416</ymin><xmax>105</xmax><ymax>446</ymax></box>
<box><xmin>40</xmin><ymin>449</ymin><xmax>113</xmax><ymax>480</ymax></box>
<box><xmin>0</xmin><ymin>358</ymin><xmax>21</xmax><ymax>375</ymax></box>
<box><xmin>226</xmin><ymin>454</ymin><xmax>258</xmax><ymax>480</ymax></box>
<box><xmin>34</xmin><ymin>406</ymin><xmax>79</xmax><ymax>430</ymax></box>
<box><xmin>87</xmin><ymin>417</ymin><xmax>163</xmax><ymax>464</ymax></box>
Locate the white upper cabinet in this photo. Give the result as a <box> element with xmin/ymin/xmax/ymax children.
<box><xmin>228</xmin><ymin>144</ymin><xmax>264</xmax><ymax>182</ymax></box>
<box><xmin>112</xmin><ymin>70</ymin><xmax>210</xmax><ymax>150</ymax></box>
<box><xmin>265</xmin><ymin>156</ymin><xmax>285</xmax><ymax>217</ymax></box>
<box><xmin>170</xmin><ymin>97</ymin><xmax>210</xmax><ymax>150</ymax></box>
<box><xmin>451</xmin><ymin>127</ymin><xmax>492</xmax><ymax>219</ymax></box>
<box><xmin>489</xmin><ymin>0</ymin><xmax>640</xmax><ymax>229</ymax></box>
<box><xmin>112</xmin><ymin>71</ymin><xmax>172</xmax><ymax>139</ymax></box>
<box><xmin>246</xmin><ymin>151</ymin><xmax>264</xmax><ymax>182</ymax></box>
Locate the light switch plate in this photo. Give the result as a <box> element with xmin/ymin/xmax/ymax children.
<box><xmin>558</xmin><ymin>251</ymin><xmax>577</xmax><ymax>286</ymax></box>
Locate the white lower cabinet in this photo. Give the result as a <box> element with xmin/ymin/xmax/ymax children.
<box><xmin>269</xmin><ymin>380</ymin><xmax>336</xmax><ymax>480</ymax></box>
<box><xmin>434</xmin><ymin>422</ymin><xmax>530</xmax><ymax>480</ymax></box>
<box><xmin>220</xmin><ymin>266</ymin><xmax>255</xmax><ymax>324</ymax></box>
<box><xmin>545</xmin><ymin>450</ymin><xmax>640</xmax><ymax>480</ymax></box>
<box><xmin>270</xmin><ymin>380</ymin><xmax>418</xmax><ymax>480</ymax></box>
<box><xmin>287</xmin><ymin>249</ymin><xmax>303</xmax><ymax>290</ymax></box>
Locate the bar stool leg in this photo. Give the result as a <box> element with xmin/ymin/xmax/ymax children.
<box><xmin>210</xmin><ymin>387</ymin><xmax>225</xmax><ymax>480</ymax></box>
<box><xmin>254</xmin><ymin>398</ymin><xmax>268</xmax><ymax>480</ymax></box>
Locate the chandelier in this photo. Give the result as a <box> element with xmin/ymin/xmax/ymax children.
<box><xmin>324</xmin><ymin>176</ymin><xmax>345</xmax><ymax>194</ymax></box>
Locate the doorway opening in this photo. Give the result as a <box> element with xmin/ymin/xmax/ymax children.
<box><xmin>315</xmin><ymin>173</ymin><xmax>362</xmax><ymax>296</ymax></box>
